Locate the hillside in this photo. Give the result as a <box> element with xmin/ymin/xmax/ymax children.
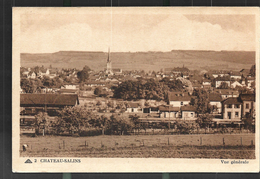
<box><xmin>21</xmin><ymin>50</ymin><xmax>255</xmax><ymax>71</ymax></box>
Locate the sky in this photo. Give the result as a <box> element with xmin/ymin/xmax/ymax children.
<box><xmin>19</xmin><ymin>8</ymin><xmax>256</xmax><ymax>53</ymax></box>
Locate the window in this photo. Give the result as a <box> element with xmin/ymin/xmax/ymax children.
<box><xmin>227</xmin><ymin>104</ymin><xmax>232</xmax><ymax>108</ymax></box>
<box><xmin>181</xmin><ymin>102</ymin><xmax>183</xmax><ymax>105</ymax></box>
<box><xmin>132</xmin><ymin>108</ymin><xmax>134</xmax><ymax>112</ymax></box>
<box><xmin>235</xmin><ymin>112</ymin><xmax>239</xmax><ymax>117</ymax></box>
<box><xmin>246</xmin><ymin>103</ymin><xmax>249</xmax><ymax>109</ymax></box>
<box><xmin>191</xmin><ymin>113</ymin><xmax>194</xmax><ymax>117</ymax></box>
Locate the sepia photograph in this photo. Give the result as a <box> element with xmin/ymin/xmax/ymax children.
<box><xmin>12</xmin><ymin>7</ymin><xmax>259</xmax><ymax>172</ymax></box>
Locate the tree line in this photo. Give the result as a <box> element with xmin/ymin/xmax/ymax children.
<box><xmin>113</xmin><ymin>78</ymin><xmax>184</xmax><ymax>101</ymax></box>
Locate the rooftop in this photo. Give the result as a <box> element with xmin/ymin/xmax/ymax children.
<box><xmin>222</xmin><ymin>97</ymin><xmax>242</xmax><ymax>105</ymax></box>
<box><xmin>239</xmin><ymin>94</ymin><xmax>255</xmax><ymax>101</ymax></box>
<box><xmin>209</xmin><ymin>93</ymin><xmax>222</xmax><ymax>102</ymax></box>
<box><xmin>159</xmin><ymin>105</ymin><xmax>179</xmax><ymax>112</ymax></box>
<box><xmin>168</xmin><ymin>92</ymin><xmax>191</xmax><ymax>101</ymax></box>
<box><xmin>180</xmin><ymin>105</ymin><xmax>196</xmax><ymax>111</ymax></box>
<box><xmin>20</xmin><ymin>94</ymin><xmax>79</xmax><ymax>107</ymax></box>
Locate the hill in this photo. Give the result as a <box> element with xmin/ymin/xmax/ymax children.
<box><xmin>20</xmin><ymin>50</ymin><xmax>255</xmax><ymax>71</ymax></box>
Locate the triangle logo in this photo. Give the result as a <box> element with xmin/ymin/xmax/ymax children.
<box><xmin>24</xmin><ymin>159</ymin><xmax>33</xmax><ymax>163</ymax></box>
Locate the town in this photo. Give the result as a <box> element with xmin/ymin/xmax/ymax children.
<box><xmin>20</xmin><ymin>50</ymin><xmax>256</xmax><ymax>137</ymax></box>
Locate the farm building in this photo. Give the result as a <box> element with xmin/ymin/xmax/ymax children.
<box><xmin>20</xmin><ymin>93</ymin><xmax>79</xmax><ymax>116</ymax></box>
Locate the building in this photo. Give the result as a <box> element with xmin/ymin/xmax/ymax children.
<box><xmin>180</xmin><ymin>105</ymin><xmax>196</xmax><ymax>120</ymax></box>
<box><xmin>158</xmin><ymin>105</ymin><xmax>179</xmax><ymax>118</ymax></box>
<box><xmin>214</xmin><ymin>89</ymin><xmax>239</xmax><ymax>99</ymax></box>
<box><xmin>20</xmin><ymin>93</ymin><xmax>79</xmax><ymax>116</ymax></box>
<box><xmin>168</xmin><ymin>92</ymin><xmax>191</xmax><ymax>107</ymax></box>
<box><xmin>106</xmin><ymin>48</ymin><xmax>113</xmax><ymax>75</ymax></box>
<box><xmin>172</xmin><ymin>65</ymin><xmax>189</xmax><ymax>75</ymax></box>
<box><xmin>126</xmin><ymin>102</ymin><xmax>142</xmax><ymax>113</ymax></box>
<box><xmin>221</xmin><ymin>97</ymin><xmax>242</xmax><ymax>120</ymax></box>
<box><xmin>240</xmin><ymin>93</ymin><xmax>255</xmax><ymax>118</ymax></box>
<box><xmin>215</xmin><ymin>76</ymin><xmax>231</xmax><ymax>88</ymax></box>
<box><xmin>202</xmin><ymin>79</ymin><xmax>211</xmax><ymax>89</ymax></box>
<box><xmin>231</xmin><ymin>81</ymin><xmax>243</xmax><ymax>89</ymax></box>
<box><xmin>230</xmin><ymin>71</ymin><xmax>242</xmax><ymax>80</ymax></box>
<box><xmin>209</xmin><ymin>93</ymin><xmax>222</xmax><ymax>113</ymax></box>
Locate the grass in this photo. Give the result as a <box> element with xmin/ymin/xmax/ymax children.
<box><xmin>20</xmin><ymin>133</ymin><xmax>255</xmax><ymax>159</ymax></box>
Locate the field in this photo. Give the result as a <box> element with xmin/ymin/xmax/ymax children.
<box><xmin>20</xmin><ymin>134</ymin><xmax>255</xmax><ymax>159</ymax></box>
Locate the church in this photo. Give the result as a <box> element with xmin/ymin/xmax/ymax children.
<box><xmin>105</xmin><ymin>48</ymin><xmax>122</xmax><ymax>76</ymax></box>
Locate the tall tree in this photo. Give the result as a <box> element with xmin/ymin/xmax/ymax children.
<box><xmin>77</xmin><ymin>65</ymin><xmax>91</xmax><ymax>82</ymax></box>
<box><xmin>190</xmin><ymin>89</ymin><xmax>212</xmax><ymax>114</ymax></box>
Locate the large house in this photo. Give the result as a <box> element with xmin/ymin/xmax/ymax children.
<box><xmin>209</xmin><ymin>93</ymin><xmax>222</xmax><ymax>113</ymax></box>
<box><xmin>221</xmin><ymin>97</ymin><xmax>242</xmax><ymax>120</ymax></box>
<box><xmin>239</xmin><ymin>94</ymin><xmax>255</xmax><ymax>118</ymax></box>
<box><xmin>168</xmin><ymin>92</ymin><xmax>191</xmax><ymax>107</ymax></box>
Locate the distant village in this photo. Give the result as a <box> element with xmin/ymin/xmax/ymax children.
<box><xmin>20</xmin><ymin>51</ymin><xmax>256</xmax><ymax>135</ymax></box>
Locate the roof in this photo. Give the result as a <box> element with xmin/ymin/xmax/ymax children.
<box><xmin>239</xmin><ymin>94</ymin><xmax>255</xmax><ymax>101</ymax></box>
<box><xmin>215</xmin><ymin>76</ymin><xmax>231</xmax><ymax>81</ymax></box>
<box><xmin>159</xmin><ymin>105</ymin><xmax>179</xmax><ymax>112</ymax></box>
<box><xmin>57</xmin><ymin>89</ymin><xmax>78</xmax><ymax>93</ymax></box>
<box><xmin>180</xmin><ymin>105</ymin><xmax>196</xmax><ymax>111</ymax></box>
<box><xmin>214</xmin><ymin>89</ymin><xmax>239</xmax><ymax>95</ymax></box>
<box><xmin>168</xmin><ymin>92</ymin><xmax>191</xmax><ymax>102</ymax></box>
<box><xmin>209</xmin><ymin>93</ymin><xmax>222</xmax><ymax>102</ymax></box>
<box><xmin>222</xmin><ymin>97</ymin><xmax>242</xmax><ymax>105</ymax></box>
<box><xmin>112</xmin><ymin>68</ymin><xmax>122</xmax><ymax>73</ymax></box>
<box><xmin>20</xmin><ymin>94</ymin><xmax>79</xmax><ymax>107</ymax></box>
<box><xmin>173</xmin><ymin>67</ymin><xmax>190</xmax><ymax>72</ymax></box>
<box><xmin>230</xmin><ymin>71</ymin><xmax>241</xmax><ymax>76</ymax></box>
<box><xmin>128</xmin><ymin>102</ymin><xmax>139</xmax><ymax>108</ymax></box>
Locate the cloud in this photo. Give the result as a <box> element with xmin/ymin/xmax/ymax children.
<box><xmin>20</xmin><ymin>12</ymin><xmax>255</xmax><ymax>53</ymax></box>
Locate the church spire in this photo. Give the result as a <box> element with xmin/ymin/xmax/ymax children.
<box><xmin>107</xmin><ymin>47</ymin><xmax>110</xmax><ymax>62</ymax></box>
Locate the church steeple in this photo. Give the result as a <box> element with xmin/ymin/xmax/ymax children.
<box><xmin>107</xmin><ymin>47</ymin><xmax>110</xmax><ymax>63</ymax></box>
<box><xmin>106</xmin><ymin>47</ymin><xmax>113</xmax><ymax>75</ymax></box>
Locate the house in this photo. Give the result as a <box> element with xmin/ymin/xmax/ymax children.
<box><xmin>27</xmin><ymin>71</ymin><xmax>36</xmax><ymax>79</ymax></box>
<box><xmin>20</xmin><ymin>93</ymin><xmax>79</xmax><ymax>116</ymax></box>
<box><xmin>230</xmin><ymin>71</ymin><xmax>241</xmax><ymax>80</ymax></box>
<box><xmin>192</xmin><ymin>82</ymin><xmax>203</xmax><ymax>89</ymax></box>
<box><xmin>215</xmin><ymin>76</ymin><xmax>231</xmax><ymax>88</ymax></box>
<box><xmin>221</xmin><ymin>97</ymin><xmax>242</xmax><ymax>120</ymax></box>
<box><xmin>158</xmin><ymin>105</ymin><xmax>179</xmax><ymax>118</ymax></box>
<box><xmin>231</xmin><ymin>81</ymin><xmax>243</xmax><ymax>89</ymax></box>
<box><xmin>246</xmin><ymin>77</ymin><xmax>255</xmax><ymax>88</ymax></box>
<box><xmin>62</xmin><ymin>84</ymin><xmax>77</xmax><ymax>89</ymax></box>
<box><xmin>126</xmin><ymin>102</ymin><xmax>143</xmax><ymax>113</ymax></box>
<box><xmin>211</xmin><ymin>70</ymin><xmax>229</xmax><ymax>78</ymax></box>
<box><xmin>202</xmin><ymin>79</ymin><xmax>211</xmax><ymax>89</ymax></box>
<box><xmin>180</xmin><ymin>105</ymin><xmax>196</xmax><ymax>120</ymax></box>
<box><xmin>57</xmin><ymin>89</ymin><xmax>79</xmax><ymax>95</ymax></box>
<box><xmin>214</xmin><ymin>89</ymin><xmax>239</xmax><ymax>99</ymax></box>
<box><xmin>112</xmin><ymin>68</ymin><xmax>123</xmax><ymax>75</ymax></box>
<box><xmin>85</xmin><ymin>81</ymin><xmax>106</xmax><ymax>87</ymax></box>
<box><xmin>239</xmin><ymin>94</ymin><xmax>255</xmax><ymax>118</ymax></box>
<box><xmin>172</xmin><ymin>66</ymin><xmax>189</xmax><ymax>75</ymax></box>
<box><xmin>209</xmin><ymin>93</ymin><xmax>222</xmax><ymax>113</ymax></box>
<box><xmin>168</xmin><ymin>92</ymin><xmax>191</xmax><ymax>107</ymax></box>
<box><xmin>39</xmin><ymin>69</ymin><xmax>50</xmax><ymax>77</ymax></box>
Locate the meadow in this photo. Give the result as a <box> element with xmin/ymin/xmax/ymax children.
<box><xmin>20</xmin><ymin>133</ymin><xmax>255</xmax><ymax>159</ymax></box>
